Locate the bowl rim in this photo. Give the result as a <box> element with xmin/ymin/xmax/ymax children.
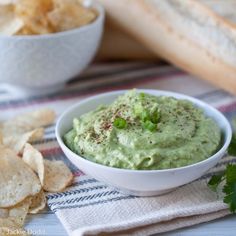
<box><xmin>0</xmin><ymin>1</ymin><xmax>104</xmax><ymax>40</ymax></box>
<box><xmin>56</xmin><ymin>89</ymin><xmax>232</xmax><ymax>173</ymax></box>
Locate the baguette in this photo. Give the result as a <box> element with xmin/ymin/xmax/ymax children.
<box><xmin>98</xmin><ymin>0</ymin><xmax>236</xmax><ymax>94</ymax></box>
<box><xmin>200</xmin><ymin>0</ymin><xmax>236</xmax><ymax>24</ymax></box>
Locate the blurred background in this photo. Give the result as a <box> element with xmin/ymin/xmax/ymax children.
<box><xmin>1</xmin><ymin>0</ymin><xmax>236</xmax><ymax>98</ymax></box>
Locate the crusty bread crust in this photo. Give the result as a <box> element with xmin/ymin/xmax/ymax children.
<box><xmin>99</xmin><ymin>0</ymin><xmax>236</xmax><ymax>94</ymax></box>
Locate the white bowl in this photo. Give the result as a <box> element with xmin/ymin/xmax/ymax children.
<box><xmin>0</xmin><ymin>1</ymin><xmax>104</xmax><ymax>96</ymax></box>
<box><xmin>56</xmin><ymin>89</ymin><xmax>232</xmax><ymax>196</ymax></box>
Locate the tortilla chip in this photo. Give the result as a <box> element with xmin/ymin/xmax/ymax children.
<box><xmin>2</xmin><ymin>128</ymin><xmax>44</xmax><ymax>154</ymax></box>
<box><xmin>14</xmin><ymin>0</ymin><xmax>54</xmax><ymax>34</ymax></box>
<box><xmin>23</xmin><ymin>143</ymin><xmax>44</xmax><ymax>185</ymax></box>
<box><xmin>1</xmin><ymin>108</ymin><xmax>55</xmax><ymax>153</ymax></box>
<box><xmin>0</xmin><ymin>198</ymin><xmax>31</xmax><ymax>227</ymax></box>
<box><xmin>6</xmin><ymin>200</ymin><xmax>30</xmax><ymax>227</ymax></box>
<box><xmin>0</xmin><ymin>198</ymin><xmax>31</xmax><ymax>236</ymax></box>
<box><xmin>48</xmin><ymin>0</ymin><xmax>96</xmax><ymax>32</ymax></box>
<box><xmin>15</xmin><ymin>25</ymin><xmax>34</xmax><ymax>35</ymax></box>
<box><xmin>22</xmin><ymin>138</ymin><xmax>73</xmax><ymax>193</ymax></box>
<box><xmin>0</xmin><ymin>5</ymin><xmax>23</xmax><ymax>35</ymax></box>
<box><xmin>3</xmin><ymin>108</ymin><xmax>55</xmax><ymax>131</ymax></box>
<box><xmin>1</xmin><ymin>0</ymin><xmax>97</xmax><ymax>36</ymax></box>
<box><xmin>0</xmin><ymin>147</ymin><xmax>41</xmax><ymax>208</ymax></box>
<box><xmin>28</xmin><ymin>190</ymin><xmax>46</xmax><ymax>214</ymax></box>
<box><xmin>43</xmin><ymin>160</ymin><xmax>73</xmax><ymax>192</ymax></box>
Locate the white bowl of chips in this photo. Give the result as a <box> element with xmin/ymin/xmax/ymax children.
<box><xmin>0</xmin><ymin>0</ymin><xmax>104</xmax><ymax>96</ymax></box>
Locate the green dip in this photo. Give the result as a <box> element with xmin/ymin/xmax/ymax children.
<box><xmin>64</xmin><ymin>90</ymin><xmax>221</xmax><ymax>170</ymax></box>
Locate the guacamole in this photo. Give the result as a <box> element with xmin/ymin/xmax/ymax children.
<box><xmin>64</xmin><ymin>90</ymin><xmax>221</xmax><ymax>170</ymax></box>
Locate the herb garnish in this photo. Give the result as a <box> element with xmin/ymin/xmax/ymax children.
<box><xmin>140</xmin><ymin>110</ymin><xmax>151</xmax><ymax>122</ymax></box>
<box><xmin>142</xmin><ymin>120</ymin><xmax>157</xmax><ymax>132</ymax></box>
<box><xmin>150</xmin><ymin>110</ymin><xmax>160</xmax><ymax>124</ymax></box>
<box><xmin>134</xmin><ymin>94</ymin><xmax>160</xmax><ymax>132</ymax></box>
<box><xmin>139</xmin><ymin>92</ymin><xmax>146</xmax><ymax>100</ymax></box>
<box><xmin>208</xmin><ymin>134</ymin><xmax>236</xmax><ymax>213</ymax></box>
<box><xmin>113</xmin><ymin>117</ymin><xmax>127</xmax><ymax>129</ymax></box>
<box><xmin>139</xmin><ymin>110</ymin><xmax>159</xmax><ymax>132</ymax></box>
<box><xmin>228</xmin><ymin>133</ymin><xmax>236</xmax><ymax>156</ymax></box>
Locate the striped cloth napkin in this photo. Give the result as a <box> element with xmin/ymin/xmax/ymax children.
<box><xmin>1</xmin><ymin>62</ymin><xmax>235</xmax><ymax>236</ymax></box>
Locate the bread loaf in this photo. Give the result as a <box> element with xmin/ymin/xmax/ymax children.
<box><xmin>98</xmin><ymin>0</ymin><xmax>236</xmax><ymax>94</ymax></box>
<box><xmin>200</xmin><ymin>0</ymin><xmax>236</xmax><ymax>24</ymax></box>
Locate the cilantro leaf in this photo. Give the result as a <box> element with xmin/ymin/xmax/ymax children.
<box><xmin>221</xmin><ymin>164</ymin><xmax>236</xmax><ymax>213</ymax></box>
<box><xmin>208</xmin><ymin>173</ymin><xmax>225</xmax><ymax>192</ymax></box>
<box><xmin>225</xmin><ymin>164</ymin><xmax>236</xmax><ymax>183</ymax></box>
<box><xmin>208</xmin><ymin>164</ymin><xmax>236</xmax><ymax>213</ymax></box>
<box><xmin>207</xmin><ymin>125</ymin><xmax>236</xmax><ymax>214</ymax></box>
<box><xmin>228</xmin><ymin>133</ymin><xmax>236</xmax><ymax>156</ymax></box>
<box><xmin>223</xmin><ymin>182</ymin><xmax>236</xmax><ymax>213</ymax></box>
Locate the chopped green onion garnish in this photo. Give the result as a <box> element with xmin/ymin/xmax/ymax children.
<box><xmin>150</xmin><ymin>110</ymin><xmax>160</xmax><ymax>124</ymax></box>
<box><xmin>113</xmin><ymin>117</ymin><xmax>127</xmax><ymax>129</ymax></box>
<box><xmin>134</xmin><ymin>104</ymin><xmax>143</xmax><ymax>117</ymax></box>
<box><xmin>142</xmin><ymin>120</ymin><xmax>157</xmax><ymax>132</ymax></box>
<box><xmin>140</xmin><ymin>110</ymin><xmax>151</xmax><ymax>122</ymax></box>
<box><xmin>139</xmin><ymin>92</ymin><xmax>146</xmax><ymax>99</ymax></box>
